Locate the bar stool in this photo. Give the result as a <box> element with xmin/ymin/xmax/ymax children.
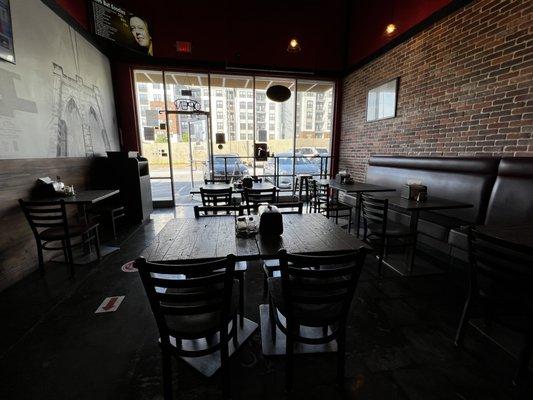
<box><xmin>295</xmin><ymin>174</ymin><xmax>313</xmax><ymax>202</ymax></box>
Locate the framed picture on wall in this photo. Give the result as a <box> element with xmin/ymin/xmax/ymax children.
<box><xmin>366</xmin><ymin>77</ymin><xmax>399</xmax><ymax>122</ymax></box>
<box><xmin>0</xmin><ymin>0</ymin><xmax>15</xmax><ymax>64</ymax></box>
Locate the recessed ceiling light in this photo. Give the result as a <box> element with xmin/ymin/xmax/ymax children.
<box><xmin>287</xmin><ymin>38</ymin><xmax>301</xmax><ymax>52</ymax></box>
<box><xmin>385</xmin><ymin>23</ymin><xmax>397</xmax><ymax>35</ymax></box>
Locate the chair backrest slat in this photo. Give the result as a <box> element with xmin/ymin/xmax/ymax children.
<box><xmin>194</xmin><ymin>205</ymin><xmax>244</xmax><ymax>218</ymax></box>
<box><xmin>204</xmin><ymin>178</ymin><xmax>230</xmax><ymax>185</ymax></box>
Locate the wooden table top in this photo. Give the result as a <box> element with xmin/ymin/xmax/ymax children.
<box><xmin>190</xmin><ymin>182</ymin><xmax>276</xmax><ymax>194</ymax></box>
<box><xmin>475</xmin><ymin>224</ymin><xmax>533</xmax><ymax>250</ymax></box>
<box><xmin>37</xmin><ymin>189</ymin><xmax>120</xmax><ymax>204</ymax></box>
<box><xmin>142</xmin><ymin>217</ymin><xmax>259</xmax><ymax>261</ymax></box>
<box><xmin>255</xmin><ymin>213</ymin><xmax>369</xmax><ymax>259</ymax></box>
<box><xmin>316</xmin><ymin>179</ymin><xmax>396</xmax><ymax>194</ymax></box>
<box><xmin>373</xmin><ymin>195</ymin><xmax>473</xmax><ymax>212</ymax></box>
<box><xmin>142</xmin><ymin>213</ymin><xmax>368</xmax><ymax>262</ymax></box>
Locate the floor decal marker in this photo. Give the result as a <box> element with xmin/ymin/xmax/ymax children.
<box><xmin>95</xmin><ymin>296</ymin><xmax>125</xmax><ymax>313</ymax></box>
<box><xmin>121</xmin><ymin>261</ymin><xmax>138</xmax><ymax>273</ymax></box>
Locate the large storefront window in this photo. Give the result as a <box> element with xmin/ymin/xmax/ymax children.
<box><xmin>255</xmin><ymin>77</ymin><xmax>295</xmax><ymax>187</ymax></box>
<box><xmin>133</xmin><ymin>70</ymin><xmax>335</xmax><ymax>204</ymax></box>
<box><xmin>296</xmin><ymin>80</ymin><xmax>335</xmax><ymax>175</ymax></box>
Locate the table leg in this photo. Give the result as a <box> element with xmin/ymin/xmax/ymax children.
<box><xmin>77</xmin><ymin>204</ymin><xmax>91</xmax><ymax>254</ymax></box>
<box><xmin>405</xmin><ymin>210</ymin><xmax>419</xmax><ymax>273</ymax></box>
<box><xmin>77</xmin><ymin>204</ymin><xmax>88</xmax><ymax>224</ymax></box>
<box><xmin>355</xmin><ymin>193</ymin><xmax>362</xmax><ymax>238</ymax></box>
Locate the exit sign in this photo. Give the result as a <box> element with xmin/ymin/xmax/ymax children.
<box><xmin>176</xmin><ymin>41</ymin><xmax>192</xmax><ymax>53</ymax></box>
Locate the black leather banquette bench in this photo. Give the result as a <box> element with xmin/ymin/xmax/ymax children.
<box><xmin>448</xmin><ymin>157</ymin><xmax>533</xmax><ymax>259</ymax></box>
<box><xmin>363</xmin><ymin>156</ymin><xmax>533</xmax><ymax>261</ymax></box>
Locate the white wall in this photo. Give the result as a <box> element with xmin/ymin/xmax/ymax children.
<box><xmin>0</xmin><ymin>0</ymin><xmax>119</xmax><ymax>159</ymax></box>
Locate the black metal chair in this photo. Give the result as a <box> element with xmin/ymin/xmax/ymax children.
<box><xmin>200</xmin><ymin>187</ymin><xmax>234</xmax><ymax>207</ymax></box>
<box><xmin>261</xmin><ymin>202</ymin><xmax>304</xmax><ymax>298</ymax></box>
<box><xmin>19</xmin><ymin>199</ymin><xmax>101</xmax><ymax>277</ymax></box>
<box><xmin>267</xmin><ymin>248</ymin><xmax>368</xmax><ymax>391</ymax></box>
<box><xmin>88</xmin><ymin>202</ymin><xmax>125</xmax><ymax>241</ymax></box>
<box><xmin>193</xmin><ymin>205</ymin><xmax>245</xmax><ymax>218</ymax></box>
<box><xmin>136</xmin><ymin>256</ymin><xmax>238</xmax><ymax>400</ymax></box>
<box><xmin>310</xmin><ymin>180</ymin><xmax>352</xmax><ymax>229</ymax></box>
<box><xmin>242</xmin><ymin>187</ymin><xmax>277</xmax><ymax>214</ymax></box>
<box><xmin>455</xmin><ymin>228</ymin><xmax>533</xmax><ymax>386</ymax></box>
<box><xmin>204</xmin><ymin>178</ymin><xmax>231</xmax><ymax>184</ymax></box>
<box><xmin>361</xmin><ymin>194</ymin><xmax>415</xmax><ymax>276</ymax></box>
<box><xmin>193</xmin><ymin>206</ymin><xmax>247</xmax><ymax>327</ymax></box>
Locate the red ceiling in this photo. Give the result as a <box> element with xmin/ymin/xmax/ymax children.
<box><xmin>348</xmin><ymin>0</ymin><xmax>454</xmax><ymax>67</ymax></box>
<box><xmin>53</xmin><ymin>0</ymin><xmax>456</xmax><ymax>72</ymax></box>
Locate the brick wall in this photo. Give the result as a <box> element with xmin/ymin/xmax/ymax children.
<box><xmin>339</xmin><ymin>0</ymin><xmax>533</xmax><ymax>181</ymax></box>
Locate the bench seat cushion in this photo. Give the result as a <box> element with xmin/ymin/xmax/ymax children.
<box><xmin>386</xmin><ymin>209</ymin><xmax>465</xmax><ymax>242</ymax></box>
<box><xmin>418</xmin><ymin>211</ymin><xmax>467</xmax><ymax>242</ymax></box>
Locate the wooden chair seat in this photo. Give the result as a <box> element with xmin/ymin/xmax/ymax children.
<box><xmin>268</xmin><ymin>277</ymin><xmax>344</xmax><ymax>326</ymax></box>
<box><xmin>366</xmin><ymin>221</ymin><xmax>411</xmax><ymax>236</ymax></box>
<box><xmin>39</xmin><ymin>223</ymin><xmax>99</xmax><ymax>240</ymax></box>
<box><xmin>318</xmin><ymin>202</ymin><xmax>351</xmax><ymax>212</ymax></box>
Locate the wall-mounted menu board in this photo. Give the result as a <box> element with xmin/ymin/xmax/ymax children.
<box><xmin>91</xmin><ymin>0</ymin><xmax>153</xmax><ymax>56</ymax></box>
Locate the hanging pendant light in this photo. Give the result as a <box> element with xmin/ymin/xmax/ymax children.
<box><xmin>266</xmin><ymin>85</ymin><xmax>291</xmax><ymax>102</ymax></box>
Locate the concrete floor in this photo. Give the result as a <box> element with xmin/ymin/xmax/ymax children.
<box><xmin>0</xmin><ymin>207</ymin><xmax>531</xmax><ymax>400</ymax></box>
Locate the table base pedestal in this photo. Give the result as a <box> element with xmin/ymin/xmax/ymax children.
<box><xmin>178</xmin><ymin>317</ymin><xmax>257</xmax><ymax>377</ymax></box>
<box><xmin>259</xmin><ymin>304</ymin><xmax>337</xmax><ymax>356</ymax></box>
<box><xmin>379</xmin><ymin>252</ymin><xmax>444</xmax><ymax>277</ymax></box>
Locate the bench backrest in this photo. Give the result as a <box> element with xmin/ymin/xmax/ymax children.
<box><xmin>365</xmin><ymin>156</ymin><xmax>500</xmax><ymax>224</ymax></box>
<box><xmin>485</xmin><ymin>157</ymin><xmax>533</xmax><ymax>225</ymax></box>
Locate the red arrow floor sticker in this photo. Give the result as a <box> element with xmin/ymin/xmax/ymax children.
<box><xmin>95</xmin><ymin>296</ymin><xmax>125</xmax><ymax>314</ymax></box>
<box><xmin>121</xmin><ymin>261</ymin><xmax>138</xmax><ymax>273</ymax></box>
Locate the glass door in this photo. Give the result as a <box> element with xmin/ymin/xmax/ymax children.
<box><xmin>133</xmin><ymin>69</ymin><xmax>173</xmax><ymax>206</ymax></box>
<box><xmin>169</xmin><ymin>112</ymin><xmax>210</xmax><ymax>204</ymax></box>
<box><xmin>163</xmin><ymin>71</ymin><xmax>211</xmax><ymax>205</ymax></box>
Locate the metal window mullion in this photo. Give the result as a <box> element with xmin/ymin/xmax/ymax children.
<box><xmin>292</xmin><ymin>78</ymin><xmax>298</xmax><ymax>194</ymax></box>
<box><xmin>252</xmin><ymin>75</ymin><xmax>256</xmax><ymax>177</ymax></box>
<box><xmin>162</xmin><ymin>69</ymin><xmax>176</xmax><ymax>205</ymax></box>
<box><xmin>207</xmin><ymin>73</ymin><xmax>214</xmax><ymax>181</ymax></box>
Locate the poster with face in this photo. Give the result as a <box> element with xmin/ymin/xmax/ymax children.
<box><xmin>92</xmin><ymin>0</ymin><xmax>153</xmax><ymax>56</ymax></box>
<box><xmin>0</xmin><ymin>0</ymin><xmax>15</xmax><ymax>63</ymax></box>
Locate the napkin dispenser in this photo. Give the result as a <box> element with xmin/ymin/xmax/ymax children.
<box><xmin>242</xmin><ymin>176</ymin><xmax>254</xmax><ymax>189</ymax></box>
<box><xmin>335</xmin><ymin>171</ymin><xmax>348</xmax><ymax>183</ymax></box>
<box><xmin>401</xmin><ymin>184</ymin><xmax>427</xmax><ymax>202</ymax></box>
<box><xmin>259</xmin><ymin>205</ymin><xmax>283</xmax><ymax>236</ymax></box>
<box><xmin>336</xmin><ymin>171</ymin><xmax>354</xmax><ymax>185</ymax></box>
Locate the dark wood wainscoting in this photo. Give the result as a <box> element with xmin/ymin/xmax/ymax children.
<box><xmin>0</xmin><ymin>157</ymin><xmax>94</xmax><ymax>292</ymax></box>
